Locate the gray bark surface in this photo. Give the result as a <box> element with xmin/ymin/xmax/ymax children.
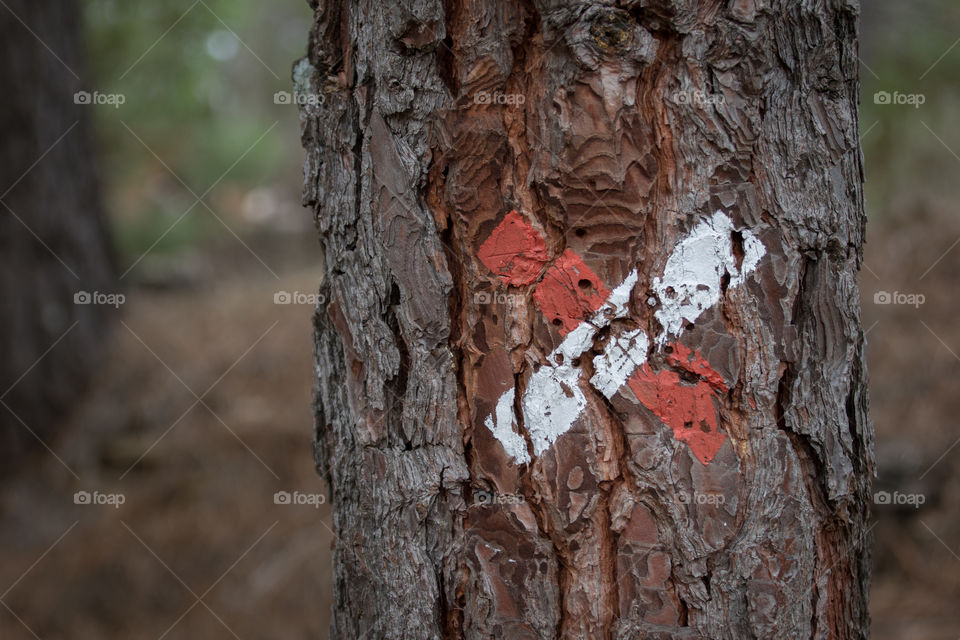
<box><xmin>299</xmin><ymin>0</ymin><xmax>873</xmax><ymax>638</ymax></box>
<box><xmin>0</xmin><ymin>0</ymin><xmax>114</xmax><ymax>475</ymax></box>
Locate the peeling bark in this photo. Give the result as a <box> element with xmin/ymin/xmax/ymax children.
<box><xmin>299</xmin><ymin>0</ymin><xmax>873</xmax><ymax>638</ymax></box>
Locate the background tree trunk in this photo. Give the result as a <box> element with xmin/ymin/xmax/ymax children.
<box><xmin>0</xmin><ymin>0</ymin><xmax>114</xmax><ymax>474</ymax></box>
<box><xmin>300</xmin><ymin>0</ymin><xmax>873</xmax><ymax>638</ymax></box>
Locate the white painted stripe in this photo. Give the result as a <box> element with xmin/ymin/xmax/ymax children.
<box><xmin>590</xmin><ymin>327</ymin><xmax>649</xmax><ymax>399</ymax></box>
<box><xmin>520</xmin><ymin>270</ymin><xmax>638</xmax><ymax>456</ymax></box>
<box><xmin>521</xmin><ymin>360</ymin><xmax>588</xmax><ymax>456</ymax></box>
<box><xmin>652</xmin><ymin>211</ymin><xmax>765</xmax><ymax>346</ymax></box>
<box><xmin>732</xmin><ymin>230</ymin><xmax>766</xmax><ymax>288</ymax></box>
<box><xmin>483</xmin><ymin>387</ymin><xmax>530</xmax><ymax>464</ymax></box>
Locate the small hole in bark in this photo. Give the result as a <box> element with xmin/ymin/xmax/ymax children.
<box><xmin>571</xmin><ymin>357</ymin><xmax>581</xmax><ymax>367</ymax></box>
<box><xmin>683</xmin><ymin>421</ymin><xmax>693</xmax><ymax>429</ymax></box>
<box><xmin>664</xmin><ymin>286</ymin><xmax>676</xmax><ymax>298</ymax></box>
<box><xmin>574</xmin><ymin>228</ymin><xmax>586</xmax><ymax>237</ymax></box>
<box><xmin>578</xmin><ymin>278</ymin><xmax>593</xmax><ymax>290</ymax></box>
<box><xmin>554</xmin><ymin>353</ymin><xmax>564</xmax><ymax>365</ymax></box>
<box><xmin>720</xmin><ymin>271</ymin><xmax>731</xmax><ymax>293</ymax></box>
<box><xmin>686</xmin><ymin>323</ymin><xmax>695</xmax><ymax>331</ymax></box>
<box><xmin>533</xmin><ymin>363</ymin><xmax>541</xmax><ymax>372</ymax></box>
<box><xmin>552</xmin><ymin>318</ymin><xmax>563</xmax><ymax>327</ymax></box>
<box><xmin>731</xmin><ymin>230</ymin><xmax>745</xmax><ymax>270</ymax></box>
<box><xmin>664</xmin><ymin>345</ymin><xmax>674</xmax><ymax>354</ymax></box>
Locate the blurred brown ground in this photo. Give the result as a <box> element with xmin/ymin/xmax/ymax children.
<box><xmin>0</xmin><ymin>233</ymin><xmax>335</xmax><ymax>639</ymax></box>
<box><xmin>863</xmin><ymin>199</ymin><xmax>960</xmax><ymax>640</ymax></box>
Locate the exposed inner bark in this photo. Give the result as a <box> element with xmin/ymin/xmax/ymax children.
<box><xmin>301</xmin><ymin>1</ymin><xmax>873</xmax><ymax>638</ymax></box>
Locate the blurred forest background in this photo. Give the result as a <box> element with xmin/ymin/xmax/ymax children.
<box><xmin>0</xmin><ymin>0</ymin><xmax>958</xmax><ymax>638</ymax></box>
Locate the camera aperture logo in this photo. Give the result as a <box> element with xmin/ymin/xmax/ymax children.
<box><xmin>274</xmin><ymin>91</ymin><xmax>324</xmax><ymax>107</ymax></box>
<box><xmin>473</xmin><ymin>91</ymin><xmax>525</xmax><ymax>106</ymax></box>
<box><xmin>873</xmin><ymin>290</ymin><xmax>925</xmax><ymax>308</ymax></box>
<box><xmin>274</xmin><ymin>490</ymin><xmax>326</xmax><ymax>508</ymax></box>
<box><xmin>873</xmin><ymin>90</ymin><xmax>925</xmax><ymax>108</ymax></box>
<box><xmin>873</xmin><ymin>490</ymin><xmax>925</xmax><ymax>509</ymax></box>
<box><xmin>674</xmin><ymin>90</ymin><xmax>725</xmax><ymax>107</ymax></box>
<box><xmin>274</xmin><ymin>291</ymin><xmax>326</xmax><ymax>305</ymax></box>
<box><xmin>677</xmin><ymin>492</ymin><xmax>726</xmax><ymax>506</ymax></box>
<box><xmin>473</xmin><ymin>291</ymin><xmax>524</xmax><ymax>305</ymax></box>
<box><xmin>74</xmin><ymin>90</ymin><xmax>126</xmax><ymax>109</ymax></box>
<box><xmin>74</xmin><ymin>291</ymin><xmax>125</xmax><ymax>308</ymax></box>
<box><xmin>473</xmin><ymin>490</ymin><xmax>525</xmax><ymax>507</ymax></box>
<box><xmin>74</xmin><ymin>490</ymin><xmax>125</xmax><ymax>509</ymax></box>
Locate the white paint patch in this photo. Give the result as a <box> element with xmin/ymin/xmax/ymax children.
<box><xmin>652</xmin><ymin>210</ymin><xmax>765</xmax><ymax>346</ymax></box>
<box><xmin>520</xmin><ymin>270</ymin><xmax>638</xmax><ymax>457</ymax></box>
<box><xmin>732</xmin><ymin>231</ymin><xmax>766</xmax><ymax>288</ymax></box>
<box><xmin>590</xmin><ymin>328</ymin><xmax>649</xmax><ymax>398</ymax></box>
<box><xmin>483</xmin><ymin>388</ymin><xmax>530</xmax><ymax>464</ymax></box>
<box><xmin>521</xmin><ymin>360</ymin><xmax>588</xmax><ymax>456</ymax></box>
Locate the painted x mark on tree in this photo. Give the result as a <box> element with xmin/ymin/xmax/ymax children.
<box><xmin>478</xmin><ymin>209</ymin><xmax>765</xmax><ymax>466</ymax></box>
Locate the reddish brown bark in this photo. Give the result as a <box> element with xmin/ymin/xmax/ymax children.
<box><xmin>300</xmin><ymin>1</ymin><xmax>873</xmax><ymax>638</ymax></box>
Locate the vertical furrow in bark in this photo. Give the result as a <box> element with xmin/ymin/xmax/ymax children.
<box><xmin>304</xmin><ymin>1</ymin><xmax>469</xmax><ymax>638</ymax></box>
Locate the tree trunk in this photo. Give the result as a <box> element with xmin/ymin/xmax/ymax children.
<box><xmin>0</xmin><ymin>0</ymin><xmax>114</xmax><ymax>474</ymax></box>
<box><xmin>300</xmin><ymin>0</ymin><xmax>873</xmax><ymax>638</ymax></box>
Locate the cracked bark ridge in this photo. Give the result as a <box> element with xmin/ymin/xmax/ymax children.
<box><xmin>300</xmin><ymin>0</ymin><xmax>873</xmax><ymax>638</ymax></box>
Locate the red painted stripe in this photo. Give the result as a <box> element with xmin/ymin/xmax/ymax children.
<box><xmin>477</xmin><ymin>210</ymin><xmax>549</xmax><ymax>286</ymax></box>
<box><xmin>627</xmin><ymin>343</ymin><xmax>727</xmax><ymax>464</ymax></box>
<box><xmin>532</xmin><ymin>249</ymin><xmax>610</xmax><ymax>336</ymax></box>
<box><xmin>666</xmin><ymin>342</ymin><xmax>727</xmax><ymax>391</ymax></box>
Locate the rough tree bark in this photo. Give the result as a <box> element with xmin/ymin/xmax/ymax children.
<box><xmin>299</xmin><ymin>0</ymin><xmax>873</xmax><ymax>638</ymax></box>
<box><xmin>0</xmin><ymin>0</ymin><xmax>114</xmax><ymax>474</ymax></box>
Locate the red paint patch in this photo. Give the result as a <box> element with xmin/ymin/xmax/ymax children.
<box><xmin>532</xmin><ymin>249</ymin><xmax>610</xmax><ymax>335</ymax></box>
<box><xmin>666</xmin><ymin>342</ymin><xmax>726</xmax><ymax>391</ymax></box>
<box><xmin>477</xmin><ymin>210</ymin><xmax>549</xmax><ymax>286</ymax></box>
<box><xmin>627</xmin><ymin>344</ymin><xmax>728</xmax><ymax>464</ymax></box>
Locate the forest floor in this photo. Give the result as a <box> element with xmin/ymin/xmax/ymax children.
<box><xmin>1</xmin><ymin>209</ymin><xmax>959</xmax><ymax>638</ymax></box>
<box><xmin>0</xmin><ymin>230</ymin><xmax>334</xmax><ymax>639</ymax></box>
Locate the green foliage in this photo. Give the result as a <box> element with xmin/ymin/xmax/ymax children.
<box><xmin>80</xmin><ymin>0</ymin><xmax>311</xmax><ymax>262</ymax></box>
<box><xmin>859</xmin><ymin>0</ymin><xmax>960</xmax><ymax>220</ymax></box>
